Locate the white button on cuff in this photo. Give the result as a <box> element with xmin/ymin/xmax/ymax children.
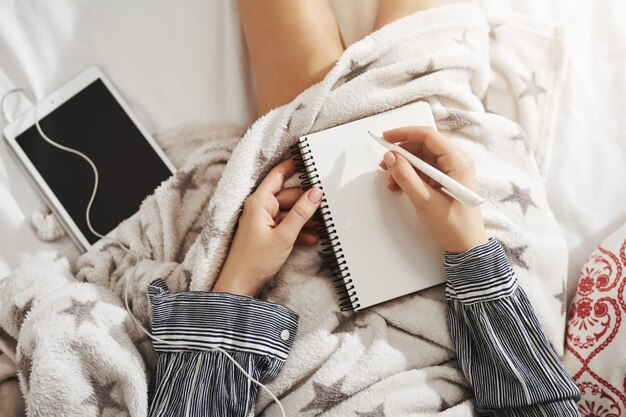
<box><xmin>280</xmin><ymin>330</ymin><xmax>290</xmax><ymax>341</ymax></box>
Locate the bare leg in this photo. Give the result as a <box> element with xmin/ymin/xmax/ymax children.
<box><xmin>374</xmin><ymin>0</ymin><xmax>470</xmax><ymax>30</ymax></box>
<box><xmin>237</xmin><ymin>0</ymin><xmax>344</xmax><ymax>116</ymax></box>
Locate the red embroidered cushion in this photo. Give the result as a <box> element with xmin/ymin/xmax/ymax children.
<box><xmin>564</xmin><ymin>222</ymin><xmax>626</xmax><ymax>416</ymax></box>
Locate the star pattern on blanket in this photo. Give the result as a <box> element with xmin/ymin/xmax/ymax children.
<box><xmin>256</xmin><ymin>147</ymin><xmax>273</xmax><ymax>166</ymax></box>
<box><xmin>518</xmin><ymin>72</ymin><xmax>546</xmax><ymax>105</ymax></box>
<box><xmin>437</xmin><ymin>110</ymin><xmax>478</xmax><ymax>131</ymax></box>
<box><xmin>356</xmin><ymin>403</ymin><xmax>386</xmax><ymax>417</ymax></box>
<box><xmin>439</xmin><ymin>396</ymin><xmax>452</xmax><ymax>411</ymax></box>
<box><xmin>200</xmin><ymin>226</ymin><xmax>212</xmax><ymax>253</ymax></box>
<box><xmin>106</xmin><ymin>259</ymin><xmax>116</xmax><ymax>278</ymax></box>
<box><xmin>510</xmin><ymin>130</ymin><xmax>531</xmax><ymax>154</ymax></box>
<box><xmin>489</xmin><ymin>23</ymin><xmax>502</xmax><ymax>42</ymax></box>
<box><xmin>499</xmin><ymin>182</ymin><xmax>538</xmax><ymax>215</ymax></box>
<box><xmin>83</xmin><ymin>375</ymin><xmax>125</xmax><ymax>417</ymax></box>
<box><xmin>454</xmin><ymin>30</ymin><xmax>477</xmax><ymax>52</ymax></box>
<box><xmin>286</xmin><ymin>103</ymin><xmax>306</xmax><ymax>131</ymax></box>
<box><xmin>99</xmin><ymin>242</ymin><xmax>123</xmax><ymax>253</ymax></box>
<box><xmin>0</xmin><ymin>326</ymin><xmax>16</xmax><ymax>351</ymax></box>
<box><xmin>12</xmin><ymin>297</ymin><xmax>33</xmax><ymax>328</ymax></box>
<box><xmin>483</xmin><ymin>218</ymin><xmax>507</xmax><ymax>232</ymax></box>
<box><xmin>182</xmin><ymin>268</ymin><xmax>193</xmax><ymax>288</ymax></box>
<box><xmin>139</xmin><ymin>218</ymin><xmax>151</xmax><ymax>238</ymax></box>
<box><xmin>18</xmin><ymin>346</ymin><xmax>34</xmax><ymax>391</ymax></box>
<box><xmin>500</xmin><ymin>243</ymin><xmax>529</xmax><ymax>270</ymax></box>
<box><xmin>201</xmin><ymin>205</ymin><xmax>227</xmax><ymax>252</ymax></box>
<box><xmin>176</xmin><ymin>223</ymin><xmax>203</xmax><ymax>261</ymax></box>
<box><xmin>300</xmin><ymin>376</ymin><xmax>350</xmax><ymax>414</ymax></box>
<box><xmin>407</xmin><ymin>59</ymin><xmax>438</xmax><ymax>81</ymax></box>
<box><xmin>332</xmin><ymin>59</ymin><xmax>376</xmax><ymax>90</ymax></box>
<box><xmin>553</xmin><ymin>282</ymin><xmax>567</xmax><ymax>317</ymax></box>
<box><xmin>172</xmin><ymin>167</ymin><xmax>199</xmax><ymax>201</ymax></box>
<box><xmin>331</xmin><ymin>311</ymin><xmax>368</xmax><ymax>335</ymax></box>
<box><xmin>61</xmin><ymin>299</ymin><xmax>98</xmax><ymax>330</ymax></box>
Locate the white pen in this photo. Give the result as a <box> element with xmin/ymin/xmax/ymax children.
<box><xmin>368</xmin><ymin>131</ymin><xmax>484</xmax><ymax>207</ymax></box>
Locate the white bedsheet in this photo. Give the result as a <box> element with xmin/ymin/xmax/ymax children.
<box><xmin>1</xmin><ymin>0</ymin><xmax>625</xmax><ymax>307</ymax></box>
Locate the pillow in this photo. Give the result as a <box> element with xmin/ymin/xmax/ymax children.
<box><xmin>564</xmin><ymin>221</ymin><xmax>626</xmax><ymax>415</ymax></box>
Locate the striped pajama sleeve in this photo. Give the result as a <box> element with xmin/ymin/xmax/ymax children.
<box><xmin>146</xmin><ymin>279</ymin><xmax>298</xmax><ymax>417</ymax></box>
<box><xmin>445</xmin><ymin>239</ymin><xmax>581</xmax><ymax>416</ymax></box>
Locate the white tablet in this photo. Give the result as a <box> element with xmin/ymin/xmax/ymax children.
<box><xmin>3</xmin><ymin>66</ymin><xmax>176</xmax><ymax>251</ymax></box>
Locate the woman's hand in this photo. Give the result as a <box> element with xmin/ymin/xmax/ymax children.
<box><xmin>212</xmin><ymin>158</ymin><xmax>323</xmax><ymax>297</ymax></box>
<box><xmin>380</xmin><ymin>126</ymin><xmax>488</xmax><ymax>253</ymax></box>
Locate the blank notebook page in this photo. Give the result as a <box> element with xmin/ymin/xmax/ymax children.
<box><xmin>302</xmin><ymin>102</ymin><xmax>446</xmax><ymax>311</ymax></box>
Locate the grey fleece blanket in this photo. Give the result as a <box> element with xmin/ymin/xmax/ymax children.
<box><xmin>0</xmin><ymin>4</ymin><xmax>570</xmax><ymax>416</ymax></box>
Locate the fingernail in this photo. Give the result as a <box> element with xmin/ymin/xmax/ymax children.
<box><xmin>308</xmin><ymin>188</ymin><xmax>323</xmax><ymax>203</ymax></box>
<box><xmin>383</xmin><ymin>151</ymin><xmax>396</xmax><ymax>166</ymax></box>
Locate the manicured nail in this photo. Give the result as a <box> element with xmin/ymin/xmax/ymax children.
<box><xmin>383</xmin><ymin>151</ymin><xmax>396</xmax><ymax>166</ymax></box>
<box><xmin>308</xmin><ymin>188</ymin><xmax>323</xmax><ymax>203</ymax></box>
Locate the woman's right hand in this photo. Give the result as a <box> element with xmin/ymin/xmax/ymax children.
<box><xmin>379</xmin><ymin>126</ymin><xmax>488</xmax><ymax>254</ymax></box>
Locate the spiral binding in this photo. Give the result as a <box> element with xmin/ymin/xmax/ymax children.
<box><xmin>290</xmin><ymin>138</ymin><xmax>360</xmax><ymax>311</ymax></box>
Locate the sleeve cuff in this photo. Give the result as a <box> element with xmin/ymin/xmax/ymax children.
<box><xmin>444</xmin><ymin>238</ymin><xmax>517</xmax><ymax>304</ymax></box>
<box><xmin>147</xmin><ymin>279</ymin><xmax>299</xmax><ymax>361</ymax></box>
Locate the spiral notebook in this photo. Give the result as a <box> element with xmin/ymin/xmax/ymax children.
<box><xmin>293</xmin><ymin>102</ymin><xmax>446</xmax><ymax>311</ymax></box>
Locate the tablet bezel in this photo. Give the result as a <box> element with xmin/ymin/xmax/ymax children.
<box><xmin>2</xmin><ymin>66</ymin><xmax>176</xmax><ymax>251</ymax></box>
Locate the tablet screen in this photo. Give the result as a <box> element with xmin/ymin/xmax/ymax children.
<box><xmin>15</xmin><ymin>79</ymin><xmax>174</xmax><ymax>244</ymax></box>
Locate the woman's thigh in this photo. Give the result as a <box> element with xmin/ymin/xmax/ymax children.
<box><xmin>238</xmin><ymin>0</ymin><xmax>344</xmax><ymax>116</ymax></box>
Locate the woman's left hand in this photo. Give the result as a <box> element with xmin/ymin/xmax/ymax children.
<box><xmin>212</xmin><ymin>158</ymin><xmax>323</xmax><ymax>297</ymax></box>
